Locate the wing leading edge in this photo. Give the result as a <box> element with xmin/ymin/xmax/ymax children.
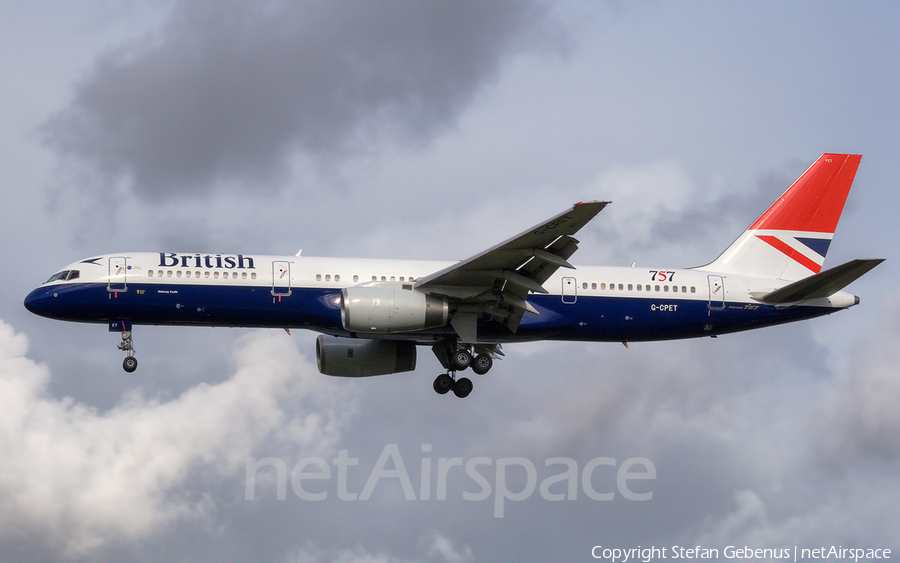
<box><xmin>415</xmin><ymin>201</ymin><xmax>610</xmax><ymax>341</ymax></box>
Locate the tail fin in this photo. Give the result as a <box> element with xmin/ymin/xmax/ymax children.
<box><xmin>700</xmin><ymin>154</ymin><xmax>862</xmax><ymax>281</ymax></box>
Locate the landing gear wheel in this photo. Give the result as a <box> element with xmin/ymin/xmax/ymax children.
<box><xmin>471</xmin><ymin>354</ymin><xmax>493</xmax><ymax>375</ymax></box>
<box><xmin>123</xmin><ymin>356</ymin><xmax>138</xmax><ymax>373</ymax></box>
<box><xmin>433</xmin><ymin>373</ymin><xmax>454</xmax><ymax>395</ymax></box>
<box><xmin>450</xmin><ymin>349</ymin><xmax>472</xmax><ymax>371</ymax></box>
<box><xmin>453</xmin><ymin>377</ymin><xmax>473</xmax><ymax>398</ymax></box>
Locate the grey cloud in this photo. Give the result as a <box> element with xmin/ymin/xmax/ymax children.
<box><xmin>811</xmin><ymin>295</ymin><xmax>900</xmax><ymax>468</ymax></box>
<box><xmin>41</xmin><ymin>0</ymin><xmax>559</xmax><ymax>200</ymax></box>
<box><xmin>649</xmin><ymin>160</ymin><xmax>807</xmax><ymax>251</ymax></box>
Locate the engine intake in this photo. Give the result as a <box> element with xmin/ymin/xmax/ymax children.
<box><xmin>316</xmin><ymin>335</ymin><xmax>416</xmax><ymax>377</ymax></box>
<box><xmin>341</xmin><ymin>285</ymin><xmax>448</xmax><ymax>334</ymax></box>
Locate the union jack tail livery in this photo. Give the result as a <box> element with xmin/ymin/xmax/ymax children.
<box><xmin>702</xmin><ymin>154</ymin><xmax>861</xmax><ymax>281</ymax></box>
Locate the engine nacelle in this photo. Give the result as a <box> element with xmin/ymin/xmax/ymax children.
<box><xmin>316</xmin><ymin>335</ymin><xmax>416</xmax><ymax>377</ymax></box>
<box><xmin>341</xmin><ymin>285</ymin><xmax>448</xmax><ymax>334</ymax></box>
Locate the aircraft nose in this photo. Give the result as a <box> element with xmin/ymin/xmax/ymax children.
<box><xmin>24</xmin><ymin>287</ymin><xmax>54</xmax><ymax>318</ymax></box>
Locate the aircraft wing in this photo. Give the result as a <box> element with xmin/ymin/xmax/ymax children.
<box><xmin>415</xmin><ymin>201</ymin><xmax>609</xmax><ymax>341</ymax></box>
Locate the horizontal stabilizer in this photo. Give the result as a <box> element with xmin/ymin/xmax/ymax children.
<box><xmin>755</xmin><ymin>258</ymin><xmax>884</xmax><ymax>304</ymax></box>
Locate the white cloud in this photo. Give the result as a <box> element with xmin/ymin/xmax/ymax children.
<box><xmin>0</xmin><ymin>320</ymin><xmax>355</xmax><ymax>555</ymax></box>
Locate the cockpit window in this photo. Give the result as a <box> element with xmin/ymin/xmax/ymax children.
<box><xmin>44</xmin><ymin>270</ymin><xmax>80</xmax><ymax>283</ymax></box>
<box><xmin>45</xmin><ymin>271</ymin><xmax>67</xmax><ymax>283</ymax></box>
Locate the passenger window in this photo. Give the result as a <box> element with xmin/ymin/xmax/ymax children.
<box><xmin>196</xmin><ymin>272</ymin><xmax>201</xmax><ymax>278</ymax></box>
<box><xmin>316</xmin><ymin>274</ymin><xmax>322</xmax><ymax>281</ymax></box>
<box><xmin>214</xmin><ymin>272</ymin><xmax>219</xmax><ymax>279</ymax></box>
<box><xmin>690</xmin><ymin>286</ymin><xmax>696</xmax><ymax>293</ymax></box>
<box><xmin>224</xmin><ymin>272</ymin><xmax>229</xmax><ymax>279</ymax></box>
<box><xmin>185</xmin><ymin>271</ymin><xmax>191</xmax><ymax>278</ymax></box>
<box><xmin>353</xmin><ymin>275</ymin><xmax>359</xmax><ymax>282</ymax></box>
<box><xmin>381</xmin><ymin>276</ymin><xmax>387</xmax><ymax>281</ymax></box>
<box><xmin>205</xmin><ymin>271</ymin><xmax>210</xmax><ymax>278</ymax></box>
<box><xmin>335</xmin><ymin>275</ymin><xmax>340</xmax><ymax>282</ymax></box>
<box><xmin>664</xmin><ymin>285</ymin><xmax>669</xmax><ymax>292</ymax></box>
<box><xmin>158</xmin><ymin>270</ymin><xmax>164</xmax><ymax>277</ymax></box>
<box><xmin>627</xmin><ymin>284</ymin><xmax>633</xmax><ymax>291</ymax></box>
<box><xmin>682</xmin><ymin>286</ymin><xmax>687</xmax><ymax>293</ymax></box>
<box><xmin>167</xmin><ymin>271</ymin><xmax>173</xmax><ymax>277</ymax></box>
<box><xmin>655</xmin><ymin>285</ymin><xmax>660</xmax><ymax>292</ymax></box>
<box><xmin>592</xmin><ymin>283</ymin><xmax>597</xmax><ymax>290</ymax></box>
<box><xmin>251</xmin><ymin>273</ymin><xmax>257</xmax><ymax>280</ymax></box>
<box><xmin>325</xmin><ymin>274</ymin><xmax>331</xmax><ymax>282</ymax></box>
<box><xmin>390</xmin><ymin>276</ymin><xmax>395</xmax><ymax>281</ymax></box>
<box><xmin>242</xmin><ymin>272</ymin><xmax>247</xmax><ymax>279</ymax></box>
<box><xmin>148</xmin><ymin>270</ymin><xmax>154</xmax><ymax>277</ymax></box>
<box><xmin>582</xmin><ymin>282</ymin><xmax>588</xmax><ymax>289</ymax></box>
<box><xmin>672</xmin><ymin>285</ymin><xmax>677</xmax><ymax>292</ymax></box>
<box><xmin>601</xmin><ymin>283</ymin><xmax>606</xmax><ymax>290</ymax></box>
<box><xmin>618</xmin><ymin>284</ymin><xmax>624</xmax><ymax>290</ymax></box>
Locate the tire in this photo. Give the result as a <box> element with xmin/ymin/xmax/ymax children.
<box><xmin>471</xmin><ymin>354</ymin><xmax>493</xmax><ymax>375</ymax></box>
<box><xmin>453</xmin><ymin>377</ymin><xmax>473</xmax><ymax>398</ymax></box>
<box><xmin>433</xmin><ymin>374</ymin><xmax>454</xmax><ymax>395</ymax></box>
<box><xmin>450</xmin><ymin>349</ymin><xmax>472</xmax><ymax>371</ymax></box>
<box><xmin>123</xmin><ymin>356</ymin><xmax>138</xmax><ymax>373</ymax></box>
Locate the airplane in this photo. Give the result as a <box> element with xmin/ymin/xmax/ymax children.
<box><xmin>24</xmin><ymin>154</ymin><xmax>883</xmax><ymax>398</ymax></box>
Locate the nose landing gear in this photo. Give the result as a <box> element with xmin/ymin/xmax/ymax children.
<box><xmin>110</xmin><ymin>321</ymin><xmax>138</xmax><ymax>372</ymax></box>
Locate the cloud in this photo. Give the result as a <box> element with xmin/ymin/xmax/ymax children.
<box><xmin>284</xmin><ymin>530</ymin><xmax>471</xmax><ymax>563</ymax></box>
<box><xmin>0</xmin><ymin>320</ymin><xmax>355</xmax><ymax>555</ymax></box>
<box><xmin>41</xmin><ymin>0</ymin><xmax>560</xmax><ymax>201</ymax></box>
<box><xmin>811</xmin><ymin>294</ymin><xmax>900</xmax><ymax>467</ymax></box>
<box><xmin>579</xmin><ymin>157</ymin><xmax>812</xmax><ymax>268</ymax></box>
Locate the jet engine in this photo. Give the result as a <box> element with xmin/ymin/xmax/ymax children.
<box><xmin>341</xmin><ymin>285</ymin><xmax>448</xmax><ymax>334</ymax></box>
<box><xmin>316</xmin><ymin>335</ymin><xmax>416</xmax><ymax>377</ymax></box>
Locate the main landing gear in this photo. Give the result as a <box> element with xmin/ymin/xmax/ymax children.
<box><xmin>431</xmin><ymin>342</ymin><xmax>498</xmax><ymax>398</ymax></box>
<box><xmin>433</xmin><ymin>372</ymin><xmax>474</xmax><ymax>399</ymax></box>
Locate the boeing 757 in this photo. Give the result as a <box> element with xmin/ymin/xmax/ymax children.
<box><xmin>24</xmin><ymin>154</ymin><xmax>883</xmax><ymax>397</ymax></box>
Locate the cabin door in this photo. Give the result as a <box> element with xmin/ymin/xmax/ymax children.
<box><xmin>707</xmin><ymin>275</ymin><xmax>725</xmax><ymax>310</ymax></box>
<box><xmin>108</xmin><ymin>256</ymin><xmax>128</xmax><ymax>292</ymax></box>
<box><xmin>562</xmin><ymin>277</ymin><xmax>577</xmax><ymax>304</ymax></box>
<box><xmin>272</xmin><ymin>261</ymin><xmax>292</xmax><ymax>296</ymax></box>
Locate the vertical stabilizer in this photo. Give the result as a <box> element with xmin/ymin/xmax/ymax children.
<box><xmin>698</xmin><ymin>154</ymin><xmax>861</xmax><ymax>281</ymax></box>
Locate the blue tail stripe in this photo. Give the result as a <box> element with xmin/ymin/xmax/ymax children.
<box><xmin>796</xmin><ymin>237</ymin><xmax>831</xmax><ymax>258</ymax></box>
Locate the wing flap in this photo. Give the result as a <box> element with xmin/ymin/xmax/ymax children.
<box><xmin>415</xmin><ymin>201</ymin><xmax>609</xmax><ymax>340</ymax></box>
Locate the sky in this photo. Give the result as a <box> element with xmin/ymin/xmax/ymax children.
<box><xmin>2</xmin><ymin>1</ymin><xmax>900</xmax><ymax>561</ymax></box>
